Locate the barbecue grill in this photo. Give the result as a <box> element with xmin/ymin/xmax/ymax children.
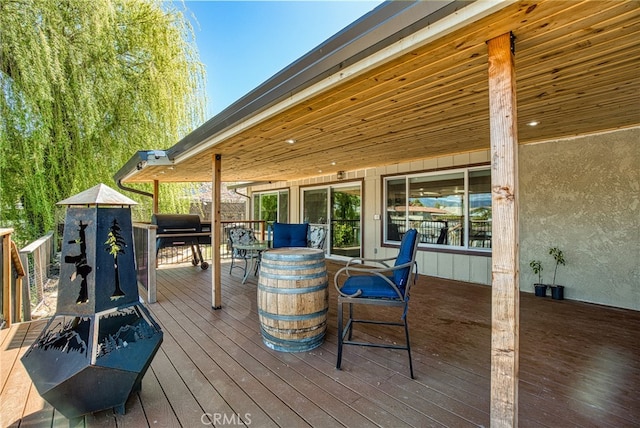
<box><xmin>151</xmin><ymin>214</ymin><xmax>209</xmax><ymax>270</ymax></box>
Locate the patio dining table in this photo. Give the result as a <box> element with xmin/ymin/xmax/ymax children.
<box><xmin>234</xmin><ymin>241</ymin><xmax>269</xmax><ymax>284</ymax></box>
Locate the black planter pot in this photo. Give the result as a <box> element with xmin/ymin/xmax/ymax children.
<box><xmin>534</xmin><ymin>284</ymin><xmax>547</xmax><ymax>297</ymax></box>
<box><xmin>550</xmin><ymin>285</ymin><xmax>564</xmax><ymax>300</ymax></box>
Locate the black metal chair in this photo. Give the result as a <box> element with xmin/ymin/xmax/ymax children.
<box><xmin>334</xmin><ymin>228</ymin><xmax>420</xmax><ymax>378</ymax></box>
<box><xmin>227</xmin><ymin>227</ymin><xmax>259</xmax><ymax>276</ymax></box>
<box><xmin>308</xmin><ymin>224</ymin><xmax>327</xmax><ymax>250</ymax></box>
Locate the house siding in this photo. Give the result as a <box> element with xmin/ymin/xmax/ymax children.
<box><xmin>252</xmin><ymin>126</ymin><xmax>639</xmax><ymax>310</ymax></box>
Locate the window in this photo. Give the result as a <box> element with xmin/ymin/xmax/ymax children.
<box><xmin>302</xmin><ymin>183</ymin><xmax>362</xmax><ymax>258</ymax></box>
<box><xmin>253</xmin><ymin>190</ymin><xmax>289</xmax><ymax>227</ymax></box>
<box><xmin>384</xmin><ymin>167</ymin><xmax>491</xmax><ymax>251</ymax></box>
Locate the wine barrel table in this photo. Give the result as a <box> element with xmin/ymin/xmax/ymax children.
<box><xmin>257</xmin><ymin>248</ymin><xmax>328</xmax><ymax>352</ymax></box>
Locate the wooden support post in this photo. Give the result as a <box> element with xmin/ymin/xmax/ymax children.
<box><xmin>1</xmin><ymin>230</ymin><xmax>13</xmax><ymax>327</ymax></box>
<box><xmin>10</xmin><ymin>240</ymin><xmax>25</xmax><ymax>322</ymax></box>
<box><xmin>152</xmin><ymin>180</ymin><xmax>160</xmax><ymax>214</ymax></box>
<box><xmin>487</xmin><ymin>32</ymin><xmax>520</xmax><ymax>428</ymax></box>
<box><xmin>211</xmin><ymin>154</ymin><xmax>222</xmax><ymax>309</ymax></box>
<box><xmin>147</xmin><ymin>225</ymin><xmax>157</xmax><ymax>303</ymax></box>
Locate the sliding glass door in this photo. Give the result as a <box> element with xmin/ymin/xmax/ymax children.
<box><xmin>302</xmin><ymin>183</ymin><xmax>361</xmax><ymax>259</ymax></box>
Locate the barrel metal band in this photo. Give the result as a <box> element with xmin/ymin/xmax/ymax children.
<box><xmin>262</xmin><ymin>251</ymin><xmax>324</xmax><ymax>262</ymax></box>
<box><xmin>260</xmin><ymin>260</ymin><xmax>326</xmax><ymax>271</ymax></box>
<box><xmin>259</xmin><ymin>270</ymin><xmax>327</xmax><ymax>281</ymax></box>
<box><xmin>260</xmin><ymin>327</ymin><xmax>325</xmax><ymax>352</ymax></box>
<box><xmin>258</xmin><ymin>308</ymin><xmax>328</xmax><ymax>321</ymax></box>
<box><xmin>258</xmin><ymin>283</ymin><xmax>327</xmax><ymax>294</ymax></box>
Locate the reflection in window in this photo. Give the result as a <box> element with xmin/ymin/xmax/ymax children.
<box><xmin>384</xmin><ymin>167</ymin><xmax>491</xmax><ymax>251</ymax></box>
<box><xmin>468</xmin><ymin>169</ymin><xmax>492</xmax><ymax>248</ymax></box>
<box><xmin>302</xmin><ymin>188</ymin><xmax>328</xmax><ymax>224</ymax></box>
<box><xmin>253</xmin><ymin>190</ymin><xmax>289</xmax><ymax>228</ymax></box>
<box><xmin>386</xmin><ymin>178</ymin><xmax>405</xmax><ymax>241</ymax></box>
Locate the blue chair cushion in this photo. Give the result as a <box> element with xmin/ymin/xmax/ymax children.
<box><xmin>273</xmin><ymin>222</ymin><xmax>309</xmax><ymax>248</ymax></box>
<box><xmin>340</xmin><ymin>274</ymin><xmax>403</xmax><ymax>299</ymax></box>
<box><xmin>393</xmin><ymin>229</ymin><xmax>417</xmax><ymax>287</ymax></box>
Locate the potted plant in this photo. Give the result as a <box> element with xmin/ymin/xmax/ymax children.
<box><xmin>529</xmin><ymin>260</ymin><xmax>547</xmax><ymax>297</ymax></box>
<box><xmin>548</xmin><ymin>247</ymin><xmax>566</xmax><ymax>300</ymax></box>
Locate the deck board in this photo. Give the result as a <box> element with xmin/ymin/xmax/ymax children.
<box><xmin>154</xmin><ymin>287</ymin><xmax>302</xmax><ymax>427</ymax></box>
<box><xmin>1</xmin><ymin>321</ymin><xmax>45</xmax><ymax>427</ymax></box>
<box><xmin>158</xmin><ymin>268</ymin><xmax>377</xmax><ymax>427</ymax></box>
<box><xmin>1</xmin><ymin>260</ymin><xmax>639</xmax><ymax>427</ymax></box>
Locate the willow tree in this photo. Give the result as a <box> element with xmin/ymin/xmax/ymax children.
<box><xmin>0</xmin><ymin>0</ymin><xmax>206</xmax><ymax>244</ymax></box>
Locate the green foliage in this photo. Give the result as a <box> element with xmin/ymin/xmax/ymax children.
<box><xmin>333</xmin><ymin>222</ymin><xmax>354</xmax><ymax>247</ymax></box>
<box><xmin>332</xmin><ymin>192</ymin><xmax>360</xmax><ymax>220</ymax></box>
<box><xmin>529</xmin><ymin>260</ymin><xmax>543</xmax><ymax>284</ymax></box>
<box><xmin>0</xmin><ymin>0</ymin><xmax>206</xmax><ymax>245</ymax></box>
<box><xmin>332</xmin><ymin>191</ymin><xmax>359</xmax><ymax>247</ymax></box>
<box><xmin>259</xmin><ymin>194</ymin><xmax>278</xmax><ymax>222</ymax></box>
<box><xmin>529</xmin><ymin>247</ymin><xmax>566</xmax><ymax>286</ymax></box>
<box><xmin>548</xmin><ymin>247</ymin><xmax>566</xmax><ymax>286</ymax></box>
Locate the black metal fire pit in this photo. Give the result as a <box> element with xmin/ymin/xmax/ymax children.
<box><xmin>21</xmin><ymin>184</ymin><xmax>162</xmax><ymax>424</ymax></box>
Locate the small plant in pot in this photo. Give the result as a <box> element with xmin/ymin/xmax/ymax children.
<box><xmin>529</xmin><ymin>260</ymin><xmax>547</xmax><ymax>297</ymax></box>
<box><xmin>548</xmin><ymin>247</ymin><xmax>566</xmax><ymax>300</ymax></box>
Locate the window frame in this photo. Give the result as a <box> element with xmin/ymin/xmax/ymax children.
<box><xmin>252</xmin><ymin>188</ymin><xmax>289</xmax><ymax>225</ymax></box>
<box><xmin>382</xmin><ymin>165</ymin><xmax>492</xmax><ymax>254</ymax></box>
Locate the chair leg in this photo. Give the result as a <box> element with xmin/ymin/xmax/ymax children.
<box><xmin>336</xmin><ymin>301</ymin><xmax>344</xmax><ymax>370</ymax></box>
<box><xmin>347</xmin><ymin>303</ymin><xmax>354</xmax><ymax>340</ymax></box>
<box><xmin>404</xmin><ymin>317</ymin><xmax>414</xmax><ymax>379</ymax></box>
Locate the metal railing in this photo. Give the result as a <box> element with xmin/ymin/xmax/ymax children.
<box><xmin>133</xmin><ymin>223</ymin><xmax>158</xmax><ymax>304</ymax></box>
<box><xmin>132</xmin><ymin>219</ymin><xmax>266</xmax><ymax>304</ymax></box>
<box><xmin>19</xmin><ymin>231</ymin><xmax>54</xmax><ymax>321</ymax></box>
<box><xmin>390</xmin><ymin>217</ymin><xmax>482</xmax><ymax>247</ymax></box>
<box><xmin>221</xmin><ymin>220</ymin><xmax>267</xmax><ymax>250</ymax></box>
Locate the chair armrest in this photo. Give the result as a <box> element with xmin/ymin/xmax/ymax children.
<box><xmin>334</xmin><ymin>261</ymin><xmax>413</xmax><ymax>299</ymax></box>
<box><xmin>345</xmin><ymin>256</ymin><xmax>395</xmax><ymax>269</ymax></box>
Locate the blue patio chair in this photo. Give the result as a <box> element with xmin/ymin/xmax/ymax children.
<box><xmin>227</xmin><ymin>226</ymin><xmax>259</xmax><ymax>276</ymax></box>
<box><xmin>272</xmin><ymin>222</ymin><xmax>309</xmax><ymax>248</ymax></box>
<box><xmin>334</xmin><ymin>228</ymin><xmax>420</xmax><ymax>378</ymax></box>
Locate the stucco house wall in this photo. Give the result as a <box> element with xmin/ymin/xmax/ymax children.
<box><xmin>519</xmin><ymin>127</ymin><xmax>639</xmax><ymax>310</ymax></box>
<box><xmin>253</xmin><ymin>126</ymin><xmax>639</xmax><ymax>310</ymax></box>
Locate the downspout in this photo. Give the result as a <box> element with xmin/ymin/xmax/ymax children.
<box><xmin>116</xmin><ymin>179</ymin><xmax>154</xmax><ymax>199</ymax></box>
<box><xmin>233</xmin><ymin>189</ymin><xmax>251</xmax><ymax>223</ymax></box>
<box><xmin>233</xmin><ymin>189</ymin><xmax>250</xmax><ymax>200</ymax></box>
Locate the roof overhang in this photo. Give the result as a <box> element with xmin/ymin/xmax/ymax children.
<box><xmin>115</xmin><ymin>0</ymin><xmax>640</xmax><ymax>185</ymax></box>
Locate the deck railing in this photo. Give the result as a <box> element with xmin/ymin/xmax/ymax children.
<box><xmin>221</xmin><ymin>220</ymin><xmax>267</xmax><ymax>246</ymax></box>
<box><xmin>132</xmin><ymin>219</ymin><xmax>266</xmax><ymax>304</ymax></box>
<box><xmin>133</xmin><ymin>222</ymin><xmax>158</xmax><ymax>304</ymax></box>
<box><xmin>19</xmin><ymin>231</ymin><xmax>54</xmax><ymax>322</ymax></box>
<box><xmin>1</xmin><ymin>229</ymin><xmax>13</xmax><ymax>327</ymax></box>
<box><xmin>1</xmin><ymin>228</ymin><xmax>28</xmax><ymax>328</ymax></box>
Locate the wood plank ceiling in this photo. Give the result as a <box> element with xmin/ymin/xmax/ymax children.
<box><xmin>124</xmin><ymin>0</ymin><xmax>639</xmax><ymax>184</ymax></box>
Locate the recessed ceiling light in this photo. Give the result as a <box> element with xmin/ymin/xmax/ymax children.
<box><xmin>285</xmin><ymin>138</ymin><xmax>296</xmax><ymax>144</ymax></box>
<box><xmin>528</xmin><ymin>120</ymin><xmax>539</xmax><ymax>127</ymax></box>
<box><xmin>330</xmin><ymin>161</ymin><xmax>336</xmax><ymax>166</ymax></box>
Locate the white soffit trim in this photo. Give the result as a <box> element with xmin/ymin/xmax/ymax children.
<box><xmin>173</xmin><ymin>0</ymin><xmax>517</xmax><ymax>165</ymax></box>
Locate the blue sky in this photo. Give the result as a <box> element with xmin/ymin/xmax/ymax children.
<box><xmin>173</xmin><ymin>1</ymin><xmax>384</xmax><ymax>118</ymax></box>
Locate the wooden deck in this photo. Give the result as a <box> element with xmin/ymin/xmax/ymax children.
<box><xmin>2</xmin><ymin>260</ymin><xmax>639</xmax><ymax>427</ymax></box>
